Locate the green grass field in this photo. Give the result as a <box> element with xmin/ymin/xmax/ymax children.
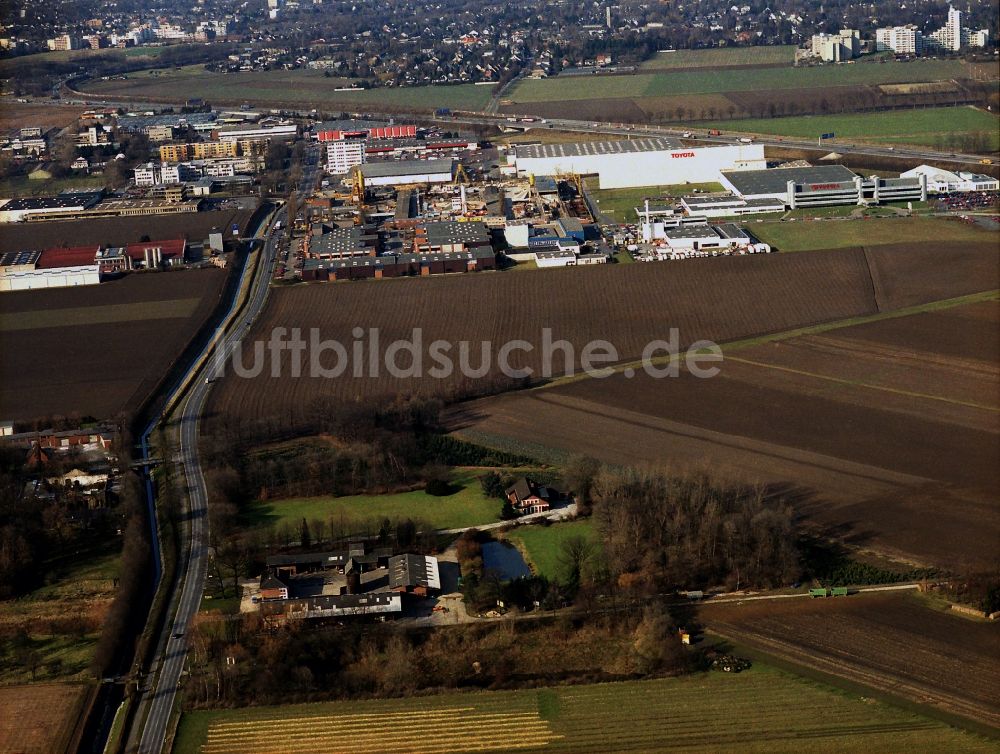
<box><xmin>80</xmin><ymin>67</ymin><xmax>493</xmax><ymax>111</ymax></box>
<box><xmin>510</xmin><ymin>60</ymin><xmax>968</xmax><ymax>103</ymax></box>
<box><xmin>173</xmin><ymin>664</ymin><xmax>997</xmax><ymax>753</ymax></box>
<box><xmin>752</xmin><ymin>216</ymin><xmax>995</xmax><ymax>252</ymax></box>
<box><xmin>242</xmin><ymin>468</ymin><xmax>503</xmax><ymax>533</ymax></box>
<box><xmin>0</xmin><ymin>174</ymin><xmax>106</xmax><ymax>198</ymax></box>
<box><xmin>504</xmin><ymin>520</ymin><xmax>597</xmax><ymax>580</ymax></box>
<box><xmin>584</xmin><ymin>178</ymin><xmax>726</xmax><ymax>222</ymax></box>
<box><xmin>640</xmin><ymin>46</ymin><xmax>796</xmax><ymax>70</ymax></box>
<box><xmin>692</xmin><ymin>106</ymin><xmax>999</xmax><ymax>150</ymax></box>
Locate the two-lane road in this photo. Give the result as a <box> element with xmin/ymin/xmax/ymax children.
<box><xmin>132</xmin><ymin>144</ymin><xmax>321</xmax><ymax>754</ymax></box>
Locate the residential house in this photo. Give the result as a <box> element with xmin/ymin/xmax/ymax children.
<box><xmin>505</xmin><ymin>477</ymin><xmax>554</xmax><ymax>514</ymax></box>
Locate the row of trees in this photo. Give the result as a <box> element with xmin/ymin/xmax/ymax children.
<box><xmin>184</xmin><ymin>604</ymin><xmax>686</xmax><ymax>707</ymax></box>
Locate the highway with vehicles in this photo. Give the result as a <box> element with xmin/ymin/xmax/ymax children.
<box><xmin>123</xmin><ymin>146</ymin><xmax>321</xmax><ymax>754</ymax></box>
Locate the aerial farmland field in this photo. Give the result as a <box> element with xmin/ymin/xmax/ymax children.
<box><xmin>0</xmin><ymin>207</ymin><xmax>255</xmax><ymax>253</ymax></box>
<box><xmin>0</xmin><ymin>269</ymin><xmax>228</xmax><ymax>421</ymax></box>
<box><xmin>450</xmin><ymin>290</ymin><xmax>1000</xmax><ymax>572</ymax></box>
<box><xmin>507</xmin><ymin>60</ymin><xmax>968</xmax><ymax>103</ymax></box>
<box><xmin>639</xmin><ymin>46</ymin><xmax>797</xmax><ymax>70</ymax></box>
<box><xmin>691</xmin><ymin>106</ymin><xmax>999</xmax><ymax>150</ymax></box>
<box><xmin>0</xmin><ymin>683</ymin><xmax>91</xmax><ymax>754</ymax></box>
<box><xmin>78</xmin><ymin>67</ymin><xmax>493</xmax><ymax>112</ymax></box>
<box><xmin>702</xmin><ymin>591</ymin><xmax>1000</xmax><ymax>727</ymax></box>
<box><xmin>750</xmin><ymin>216</ymin><xmax>997</xmax><ymax>252</ymax></box>
<box><xmin>207</xmin><ymin>247</ymin><xmax>886</xmax><ymax>431</ymax></box>
<box><xmin>208</xmin><ymin>242</ymin><xmax>997</xmax><ymax>437</ymax></box>
<box><xmin>172</xmin><ymin>665</ymin><xmax>997</xmax><ymax>753</ymax></box>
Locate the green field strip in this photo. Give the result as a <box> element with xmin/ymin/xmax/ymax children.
<box><xmin>0</xmin><ymin>298</ymin><xmax>201</xmax><ymax>331</ymax></box>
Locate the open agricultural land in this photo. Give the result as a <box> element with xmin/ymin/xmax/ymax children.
<box><xmin>76</xmin><ymin>66</ymin><xmax>493</xmax><ymax>112</ymax></box>
<box><xmin>207</xmin><ymin>246</ymin><xmax>889</xmax><ymax>430</ymax></box>
<box><xmin>0</xmin><ymin>207</ymin><xmax>254</xmax><ymax>253</ymax></box>
<box><xmin>750</xmin><ymin>216</ymin><xmax>996</xmax><ymax>252</ymax></box>
<box><xmin>208</xmin><ymin>243</ymin><xmax>997</xmax><ymax>435</ymax></box>
<box><xmin>638</xmin><ymin>46</ymin><xmax>797</xmax><ymax>70</ymax></box>
<box><xmin>702</xmin><ymin>590</ymin><xmax>1000</xmax><ymax>728</ymax></box>
<box><xmin>172</xmin><ymin>664</ymin><xmax>996</xmax><ymax>753</ymax></box>
<box><xmin>0</xmin><ymin>268</ymin><xmax>227</xmax><ymax>421</ymax></box>
<box><xmin>510</xmin><ymin>60</ymin><xmax>968</xmax><ymax>103</ymax></box>
<box><xmin>690</xmin><ymin>105</ymin><xmax>999</xmax><ymax>151</ymax></box>
<box><xmin>0</xmin><ymin>683</ymin><xmax>92</xmax><ymax>754</ymax></box>
<box><xmin>0</xmin><ymin>100</ymin><xmax>85</xmax><ymax>133</ymax></box>
<box><xmin>450</xmin><ymin>286</ymin><xmax>1000</xmax><ymax>572</ymax></box>
<box><xmin>503</xmin><ymin>519</ymin><xmax>598</xmax><ymax>581</ymax></box>
<box><xmin>499</xmin><ymin>59</ymin><xmax>995</xmax><ymax>125</ymax></box>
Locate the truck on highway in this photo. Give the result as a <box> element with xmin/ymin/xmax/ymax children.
<box><xmin>708</xmin><ymin>129</ymin><xmax>722</xmax><ymax>136</ymax></box>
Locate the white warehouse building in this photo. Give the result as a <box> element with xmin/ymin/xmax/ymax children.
<box><xmin>900</xmin><ymin>165</ymin><xmax>999</xmax><ymax>194</ymax></box>
<box><xmin>510</xmin><ymin>138</ymin><xmax>766</xmax><ymax>189</ymax></box>
<box><xmin>359</xmin><ymin>159</ymin><xmax>455</xmax><ymax>187</ymax></box>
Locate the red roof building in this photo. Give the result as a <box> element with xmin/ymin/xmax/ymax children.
<box><xmin>37</xmin><ymin>246</ymin><xmax>100</xmax><ymax>269</ymax></box>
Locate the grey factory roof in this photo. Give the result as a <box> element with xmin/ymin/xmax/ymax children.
<box><xmin>422</xmin><ymin>220</ymin><xmax>489</xmax><ymax>244</ymax></box>
<box><xmin>311</xmin><ymin>229</ymin><xmax>377</xmax><ymax>256</ymax></box>
<box><xmin>681</xmin><ymin>194</ymin><xmax>744</xmax><ymax>207</ymax></box>
<box><xmin>662</xmin><ymin>225</ymin><xmax>723</xmax><ymax>240</ymax></box>
<box><xmin>388</xmin><ymin>554</ymin><xmax>441</xmax><ymax>591</ymax></box>
<box><xmin>0</xmin><ymin>193</ymin><xmax>102</xmax><ymax>211</ymax></box>
<box><xmin>515</xmin><ymin>137</ymin><xmax>681</xmax><ymax>160</ymax></box>
<box><xmin>723</xmin><ymin>165</ymin><xmax>858</xmax><ymax>196</ymax></box>
<box><xmin>360</xmin><ymin>159</ymin><xmax>455</xmax><ymax>179</ymax></box>
<box><xmin>302</xmin><ymin>246</ymin><xmax>493</xmax><ymax>271</ymax></box>
<box><xmin>117</xmin><ymin>112</ymin><xmax>218</xmax><ymax>131</ymax></box>
<box><xmin>714</xmin><ymin>223</ymin><xmax>751</xmax><ymax>240</ymax></box>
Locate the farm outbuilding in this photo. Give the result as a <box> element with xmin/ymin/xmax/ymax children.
<box><xmin>388</xmin><ymin>554</ymin><xmax>441</xmax><ymax>596</ymax></box>
<box><xmin>512</xmin><ymin>138</ymin><xmax>765</xmax><ymax>189</ymax></box>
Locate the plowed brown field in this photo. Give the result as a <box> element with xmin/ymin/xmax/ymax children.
<box><xmin>701</xmin><ymin>591</ymin><xmax>1000</xmax><ymax>727</ymax></box>
<box><xmin>0</xmin><ymin>683</ymin><xmax>90</xmax><ymax>754</ymax></box>
<box><xmin>450</xmin><ymin>297</ymin><xmax>1000</xmax><ymax>570</ymax></box>
<box><xmin>0</xmin><ymin>269</ymin><xmax>227</xmax><ymax>421</ymax></box>
<box><xmin>210</xmin><ymin>246</ymin><xmax>880</xmax><ymax>428</ymax></box>
<box><xmin>0</xmin><ymin>208</ymin><xmax>254</xmax><ymax>253</ymax></box>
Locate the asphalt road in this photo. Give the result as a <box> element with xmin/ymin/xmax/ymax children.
<box><xmin>129</xmin><ymin>149</ymin><xmax>321</xmax><ymax>754</ymax></box>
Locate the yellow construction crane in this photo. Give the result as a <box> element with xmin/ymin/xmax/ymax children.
<box><xmin>351</xmin><ymin>167</ymin><xmax>366</xmax><ymax>205</ymax></box>
<box><xmin>453</xmin><ymin>163</ymin><xmax>470</xmax><ymax>185</ymax></box>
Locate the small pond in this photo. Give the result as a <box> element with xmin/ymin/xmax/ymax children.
<box><xmin>482</xmin><ymin>540</ymin><xmax>532</xmax><ymax>580</ymax></box>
